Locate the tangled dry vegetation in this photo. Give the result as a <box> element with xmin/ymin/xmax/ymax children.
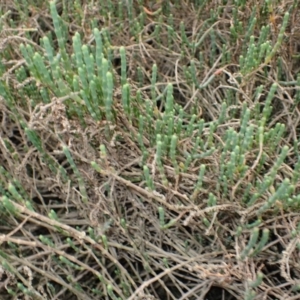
<box><xmin>1</xmin><ymin>0</ymin><xmax>300</xmax><ymax>299</ymax></box>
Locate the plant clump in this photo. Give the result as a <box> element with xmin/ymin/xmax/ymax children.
<box><xmin>1</xmin><ymin>0</ymin><xmax>300</xmax><ymax>299</ymax></box>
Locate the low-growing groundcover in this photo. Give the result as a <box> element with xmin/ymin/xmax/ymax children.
<box><xmin>1</xmin><ymin>0</ymin><xmax>300</xmax><ymax>299</ymax></box>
